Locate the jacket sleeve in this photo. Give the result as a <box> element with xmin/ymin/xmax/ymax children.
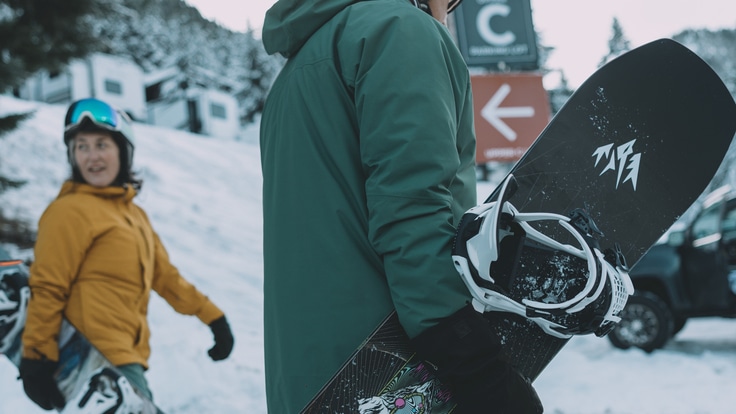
<box><xmin>22</xmin><ymin>201</ymin><xmax>91</xmax><ymax>361</ymax></box>
<box><xmin>150</xmin><ymin>231</ymin><xmax>224</xmax><ymax>325</ymax></box>
<box><xmin>343</xmin><ymin>13</ymin><xmax>477</xmax><ymax>338</ymax></box>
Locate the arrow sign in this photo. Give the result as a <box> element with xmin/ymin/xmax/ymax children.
<box><xmin>471</xmin><ymin>74</ymin><xmax>550</xmax><ymax>163</ymax></box>
<box><xmin>480</xmin><ymin>83</ymin><xmax>535</xmax><ymax>142</ymax></box>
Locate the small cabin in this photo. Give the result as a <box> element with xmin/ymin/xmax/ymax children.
<box><xmin>16</xmin><ymin>53</ymin><xmax>147</xmax><ymax>121</ymax></box>
<box><xmin>145</xmin><ymin>66</ymin><xmax>241</xmax><ymax>140</ymax></box>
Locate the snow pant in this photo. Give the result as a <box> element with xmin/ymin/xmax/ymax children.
<box><xmin>116</xmin><ymin>363</ymin><xmax>153</xmax><ymax>400</ymax></box>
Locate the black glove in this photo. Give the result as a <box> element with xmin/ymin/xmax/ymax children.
<box><xmin>208</xmin><ymin>315</ymin><xmax>234</xmax><ymax>361</ymax></box>
<box><xmin>19</xmin><ymin>358</ymin><xmax>65</xmax><ymax>411</ymax></box>
<box><xmin>410</xmin><ymin>304</ymin><xmax>543</xmax><ymax>414</ymax></box>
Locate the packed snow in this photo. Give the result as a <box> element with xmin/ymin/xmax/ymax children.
<box><xmin>1</xmin><ymin>95</ymin><xmax>735</xmax><ymax>413</ymax></box>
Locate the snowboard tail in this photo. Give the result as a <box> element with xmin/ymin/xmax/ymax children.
<box><xmin>302</xmin><ymin>38</ymin><xmax>736</xmax><ymax>413</ymax></box>
<box><xmin>0</xmin><ymin>259</ymin><xmax>163</xmax><ymax>413</ymax></box>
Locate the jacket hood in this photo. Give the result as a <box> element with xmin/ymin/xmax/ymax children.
<box><xmin>263</xmin><ymin>0</ymin><xmax>365</xmax><ymax>57</ymax></box>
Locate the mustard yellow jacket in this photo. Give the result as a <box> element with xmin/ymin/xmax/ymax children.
<box><xmin>22</xmin><ymin>181</ymin><xmax>223</xmax><ymax>368</ymax></box>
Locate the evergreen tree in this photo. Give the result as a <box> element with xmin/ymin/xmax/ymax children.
<box><xmin>598</xmin><ymin>17</ymin><xmax>632</xmax><ymax>67</ymax></box>
<box><xmin>0</xmin><ymin>0</ymin><xmax>106</xmax><ymax>245</ymax></box>
<box><xmin>547</xmin><ymin>72</ymin><xmax>575</xmax><ymax>115</ymax></box>
<box><xmin>93</xmin><ymin>0</ymin><xmax>282</xmax><ymax>124</ymax></box>
<box><xmin>0</xmin><ymin>0</ymin><xmax>104</xmax><ymax>90</ymax></box>
<box><xmin>534</xmin><ymin>34</ymin><xmax>574</xmax><ymax>117</ymax></box>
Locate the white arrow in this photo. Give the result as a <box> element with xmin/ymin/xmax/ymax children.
<box><xmin>481</xmin><ymin>83</ymin><xmax>535</xmax><ymax>142</ymax></box>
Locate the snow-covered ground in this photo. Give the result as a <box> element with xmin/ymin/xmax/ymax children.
<box><xmin>1</xmin><ymin>95</ymin><xmax>735</xmax><ymax>413</ymax></box>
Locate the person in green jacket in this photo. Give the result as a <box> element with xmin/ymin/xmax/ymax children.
<box><xmin>260</xmin><ymin>0</ymin><xmax>543</xmax><ymax>412</ymax></box>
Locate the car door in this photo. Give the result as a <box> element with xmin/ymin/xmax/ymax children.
<box><xmin>680</xmin><ymin>198</ymin><xmax>732</xmax><ymax>312</ymax></box>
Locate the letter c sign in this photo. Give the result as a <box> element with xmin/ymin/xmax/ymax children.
<box><xmin>477</xmin><ymin>4</ymin><xmax>515</xmax><ymax>46</ymax></box>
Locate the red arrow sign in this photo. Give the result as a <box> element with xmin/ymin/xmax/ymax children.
<box><xmin>471</xmin><ymin>74</ymin><xmax>550</xmax><ymax>163</ymax></box>
<box><xmin>481</xmin><ymin>83</ymin><xmax>535</xmax><ymax>142</ymax></box>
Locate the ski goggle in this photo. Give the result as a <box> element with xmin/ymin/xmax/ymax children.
<box><xmin>64</xmin><ymin>98</ymin><xmax>133</xmax><ymax>141</ymax></box>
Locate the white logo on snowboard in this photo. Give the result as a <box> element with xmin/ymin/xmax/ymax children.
<box><xmin>592</xmin><ymin>139</ymin><xmax>641</xmax><ymax>190</ymax></box>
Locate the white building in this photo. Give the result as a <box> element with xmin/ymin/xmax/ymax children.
<box><xmin>17</xmin><ymin>53</ymin><xmax>147</xmax><ymax>121</ymax></box>
<box><xmin>13</xmin><ymin>53</ymin><xmax>244</xmax><ymax>141</ymax></box>
<box><xmin>144</xmin><ymin>66</ymin><xmax>241</xmax><ymax>140</ymax></box>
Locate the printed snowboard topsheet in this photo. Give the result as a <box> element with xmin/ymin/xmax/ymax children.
<box><xmin>0</xmin><ymin>258</ymin><xmax>163</xmax><ymax>413</ymax></box>
<box><xmin>302</xmin><ymin>38</ymin><xmax>736</xmax><ymax>413</ymax></box>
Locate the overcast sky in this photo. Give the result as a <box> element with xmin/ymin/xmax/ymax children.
<box><xmin>184</xmin><ymin>0</ymin><xmax>736</xmax><ymax>87</ymax></box>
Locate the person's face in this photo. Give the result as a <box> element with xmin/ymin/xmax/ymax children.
<box><xmin>428</xmin><ymin>0</ymin><xmax>450</xmax><ymax>25</ymax></box>
<box><xmin>73</xmin><ymin>131</ymin><xmax>120</xmax><ymax>188</ymax></box>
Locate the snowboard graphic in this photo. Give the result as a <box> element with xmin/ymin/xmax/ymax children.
<box><xmin>301</xmin><ymin>39</ymin><xmax>736</xmax><ymax>413</ymax></box>
<box><xmin>0</xmin><ymin>257</ymin><xmax>163</xmax><ymax>413</ymax></box>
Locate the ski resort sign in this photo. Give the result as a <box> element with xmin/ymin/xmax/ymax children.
<box><xmin>471</xmin><ymin>73</ymin><xmax>550</xmax><ymax>163</ymax></box>
<box><xmin>454</xmin><ymin>0</ymin><xmax>538</xmax><ymax>70</ymax></box>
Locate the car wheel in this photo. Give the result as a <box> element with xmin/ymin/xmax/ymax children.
<box><xmin>672</xmin><ymin>316</ymin><xmax>687</xmax><ymax>337</ymax></box>
<box><xmin>608</xmin><ymin>291</ymin><xmax>674</xmax><ymax>352</ymax></box>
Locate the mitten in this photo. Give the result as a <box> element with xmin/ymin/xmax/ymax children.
<box><xmin>19</xmin><ymin>358</ymin><xmax>65</xmax><ymax>410</ymax></box>
<box><xmin>410</xmin><ymin>304</ymin><xmax>543</xmax><ymax>414</ymax></box>
<box><xmin>208</xmin><ymin>315</ymin><xmax>234</xmax><ymax>361</ymax></box>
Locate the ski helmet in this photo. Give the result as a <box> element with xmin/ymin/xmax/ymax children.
<box><xmin>0</xmin><ymin>264</ymin><xmax>30</xmax><ymax>354</ymax></box>
<box><xmin>451</xmin><ymin>175</ymin><xmax>635</xmax><ymax>338</ymax></box>
<box><xmin>63</xmin><ymin>98</ymin><xmax>135</xmax><ymax>170</ymax></box>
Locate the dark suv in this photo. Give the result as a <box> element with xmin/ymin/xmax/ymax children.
<box><xmin>608</xmin><ymin>186</ymin><xmax>736</xmax><ymax>351</ymax></box>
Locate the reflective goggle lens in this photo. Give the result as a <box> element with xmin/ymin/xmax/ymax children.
<box><xmin>64</xmin><ymin>99</ymin><xmax>121</xmax><ymax>132</ymax></box>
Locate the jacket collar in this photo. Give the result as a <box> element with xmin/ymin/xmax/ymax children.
<box><xmin>58</xmin><ymin>180</ymin><xmax>137</xmax><ymax>202</ymax></box>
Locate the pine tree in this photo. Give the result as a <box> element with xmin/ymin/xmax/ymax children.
<box><xmin>598</xmin><ymin>17</ymin><xmax>632</xmax><ymax>67</ymax></box>
<box><xmin>0</xmin><ymin>0</ymin><xmax>103</xmax><ymax>245</ymax></box>
<box><xmin>0</xmin><ymin>0</ymin><xmax>104</xmax><ymax>90</ymax></box>
<box><xmin>93</xmin><ymin>0</ymin><xmax>282</xmax><ymax>124</ymax></box>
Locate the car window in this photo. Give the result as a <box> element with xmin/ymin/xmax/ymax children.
<box><xmin>691</xmin><ymin>203</ymin><xmax>721</xmax><ymax>246</ymax></box>
<box><xmin>723</xmin><ymin>205</ymin><xmax>736</xmax><ymax>232</ymax></box>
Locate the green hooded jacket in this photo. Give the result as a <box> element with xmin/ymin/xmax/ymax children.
<box><xmin>260</xmin><ymin>0</ymin><xmax>477</xmax><ymax>411</ymax></box>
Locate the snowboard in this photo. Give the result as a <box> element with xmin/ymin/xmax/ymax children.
<box><xmin>0</xmin><ymin>257</ymin><xmax>163</xmax><ymax>413</ymax></box>
<box><xmin>301</xmin><ymin>38</ymin><xmax>736</xmax><ymax>413</ymax></box>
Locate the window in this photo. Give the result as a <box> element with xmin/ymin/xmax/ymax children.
<box><xmin>210</xmin><ymin>102</ymin><xmax>227</xmax><ymax>119</ymax></box>
<box><xmin>104</xmin><ymin>79</ymin><xmax>123</xmax><ymax>95</ymax></box>
<box><xmin>691</xmin><ymin>203</ymin><xmax>722</xmax><ymax>247</ymax></box>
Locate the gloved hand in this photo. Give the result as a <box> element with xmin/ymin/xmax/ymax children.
<box><xmin>410</xmin><ymin>304</ymin><xmax>543</xmax><ymax>414</ymax></box>
<box><xmin>207</xmin><ymin>315</ymin><xmax>234</xmax><ymax>361</ymax></box>
<box><xmin>19</xmin><ymin>358</ymin><xmax>65</xmax><ymax>410</ymax></box>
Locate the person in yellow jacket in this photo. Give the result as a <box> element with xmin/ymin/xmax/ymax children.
<box><xmin>18</xmin><ymin>98</ymin><xmax>234</xmax><ymax>411</ymax></box>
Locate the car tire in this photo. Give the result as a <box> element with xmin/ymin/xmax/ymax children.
<box><xmin>607</xmin><ymin>291</ymin><xmax>674</xmax><ymax>352</ymax></box>
<box><xmin>671</xmin><ymin>316</ymin><xmax>687</xmax><ymax>337</ymax></box>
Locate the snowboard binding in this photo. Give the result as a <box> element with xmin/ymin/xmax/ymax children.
<box><xmin>65</xmin><ymin>367</ymin><xmax>145</xmax><ymax>414</ymax></box>
<box><xmin>452</xmin><ymin>174</ymin><xmax>635</xmax><ymax>338</ymax></box>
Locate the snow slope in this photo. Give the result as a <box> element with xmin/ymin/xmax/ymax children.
<box><xmin>1</xmin><ymin>95</ymin><xmax>736</xmax><ymax>413</ymax></box>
